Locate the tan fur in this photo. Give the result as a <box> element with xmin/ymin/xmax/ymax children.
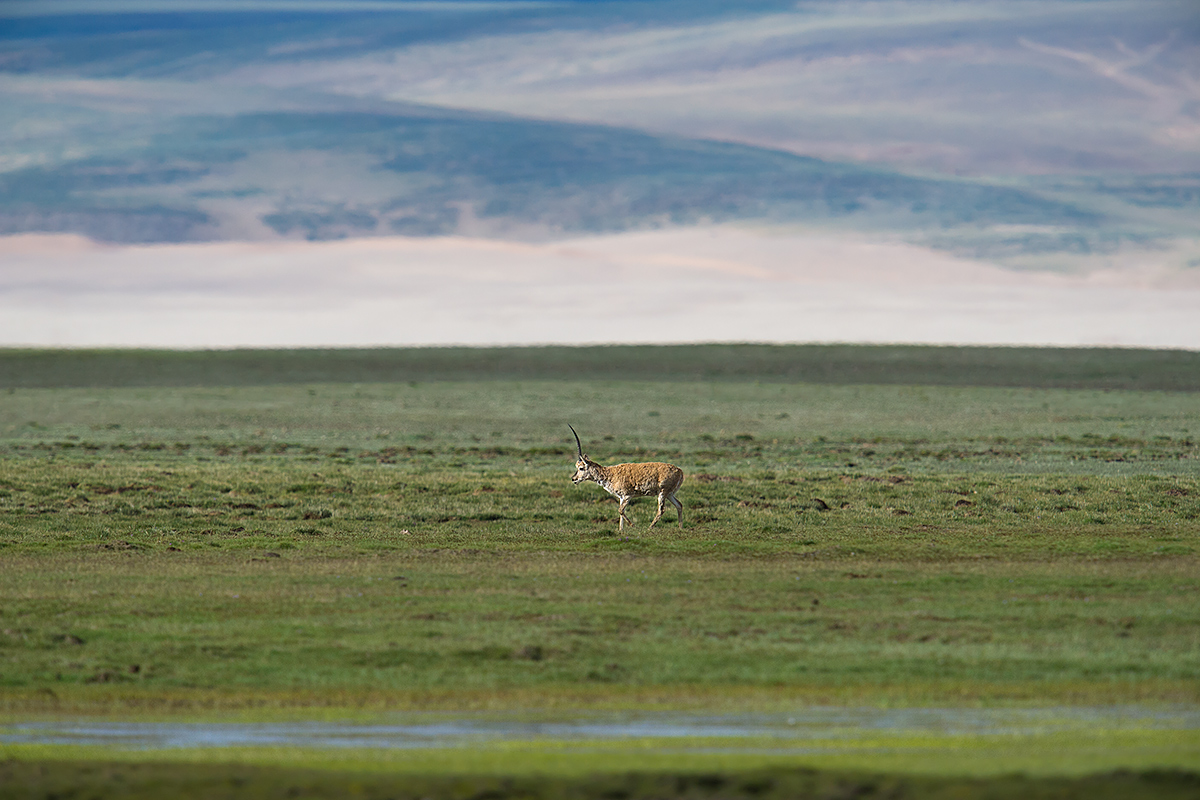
<box><xmin>571</xmin><ymin>453</ymin><xmax>685</xmax><ymax>533</ymax></box>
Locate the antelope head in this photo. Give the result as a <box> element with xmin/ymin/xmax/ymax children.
<box><xmin>569</xmin><ymin>424</ymin><xmax>602</xmax><ymax>484</ymax></box>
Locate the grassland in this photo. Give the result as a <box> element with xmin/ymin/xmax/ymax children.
<box><xmin>3</xmin><ymin>759</ymin><xmax>1198</xmax><ymax>800</ymax></box>
<box><xmin>0</xmin><ymin>346</ymin><xmax>1198</xmax><ymax>795</ymax></box>
<box><xmin>4</xmin><ymin>343</ymin><xmax>1199</xmax><ymax>389</ymax></box>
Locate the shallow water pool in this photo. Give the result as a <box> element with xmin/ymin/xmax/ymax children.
<box><xmin>3</xmin><ymin>706</ymin><xmax>1197</xmax><ymax>752</ymax></box>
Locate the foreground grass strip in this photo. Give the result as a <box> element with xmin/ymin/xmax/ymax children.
<box><xmin>1</xmin><ymin>552</ymin><xmax>1197</xmax><ymax>698</ymax></box>
<box><xmin>1</xmin><ymin>759</ymin><xmax>1198</xmax><ymax>800</ymax></box>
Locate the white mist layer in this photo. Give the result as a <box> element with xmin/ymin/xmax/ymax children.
<box><xmin>1</xmin><ymin>226</ymin><xmax>1197</xmax><ymax>349</ymax></box>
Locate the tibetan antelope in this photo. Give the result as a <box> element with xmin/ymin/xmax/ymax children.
<box><xmin>569</xmin><ymin>424</ymin><xmax>684</xmax><ymax>532</ymax></box>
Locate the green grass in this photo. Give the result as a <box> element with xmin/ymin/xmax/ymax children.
<box><xmin>0</xmin><ymin>366</ymin><xmax>1197</xmax><ymax>699</ymax></box>
<box><xmin>2</xmin><ymin>758</ymin><xmax>1198</xmax><ymax>800</ymax></box>
<box><xmin>0</xmin><ymin>347</ymin><xmax>1198</xmax><ymax>794</ymax></box>
<box><xmin>0</xmin><ymin>375</ymin><xmax>1195</xmax><ymax>705</ymax></box>
<box><xmin>3</xmin><ymin>724</ymin><xmax>1200</xmax><ymax>778</ymax></box>
<box><xmin>1</xmin><ymin>552</ymin><xmax>1197</xmax><ymax>700</ymax></box>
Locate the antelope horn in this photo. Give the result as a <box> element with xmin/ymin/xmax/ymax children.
<box><xmin>568</xmin><ymin>424</ymin><xmax>583</xmax><ymax>459</ymax></box>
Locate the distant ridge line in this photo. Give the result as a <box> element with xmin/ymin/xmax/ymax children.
<box><xmin>2</xmin><ymin>344</ymin><xmax>1198</xmax><ymax>392</ymax></box>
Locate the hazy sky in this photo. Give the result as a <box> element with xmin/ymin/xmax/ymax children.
<box><xmin>3</xmin><ymin>228</ymin><xmax>1197</xmax><ymax>349</ymax></box>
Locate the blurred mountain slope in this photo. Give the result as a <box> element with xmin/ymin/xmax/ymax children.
<box><xmin>0</xmin><ymin>100</ymin><xmax>1107</xmax><ymax>243</ymax></box>
<box><xmin>0</xmin><ymin>1</ymin><xmax>1196</xmax><ymax>257</ymax></box>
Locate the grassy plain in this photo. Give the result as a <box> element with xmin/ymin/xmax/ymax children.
<box><xmin>3</xmin><ymin>759</ymin><xmax>1198</xmax><ymax>800</ymax></box>
<box><xmin>0</xmin><ymin>346</ymin><xmax>1198</xmax><ymax>794</ymax></box>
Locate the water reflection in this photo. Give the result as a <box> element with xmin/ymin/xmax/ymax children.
<box><xmin>2</xmin><ymin>707</ymin><xmax>1197</xmax><ymax>752</ymax></box>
